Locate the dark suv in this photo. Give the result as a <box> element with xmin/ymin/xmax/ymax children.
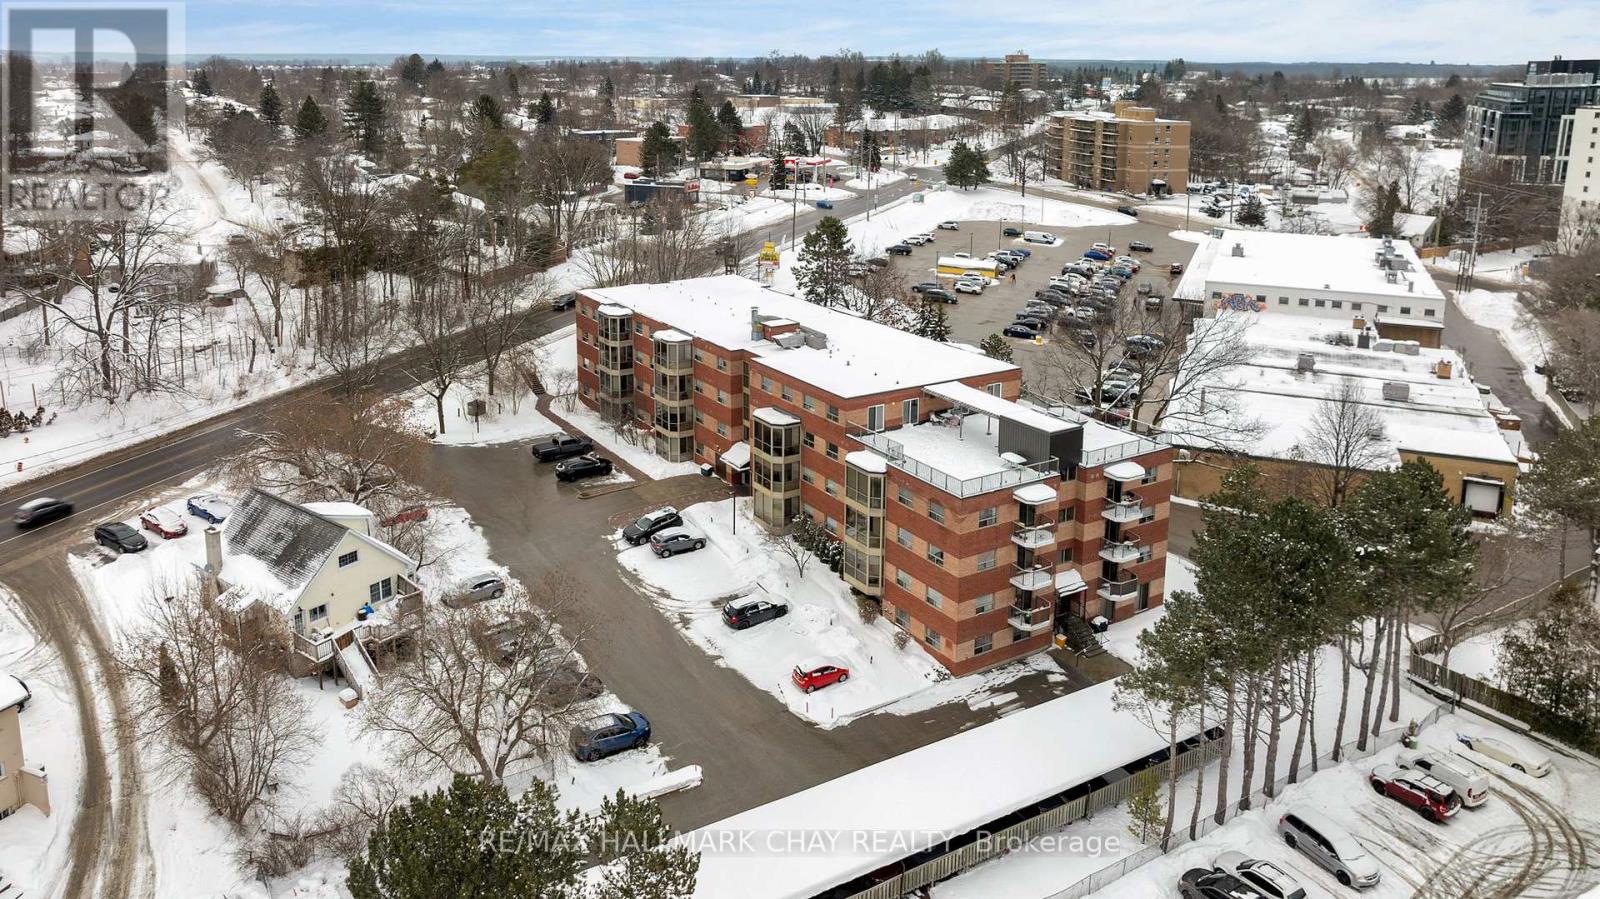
<box><xmin>94</xmin><ymin>522</ymin><xmax>148</xmax><ymax>553</ymax></box>
<box><xmin>622</xmin><ymin>507</ymin><xmax>683</xmax><ymax>545</ymax></box>
<box><xmin>532</xmin><ymin>433</ymin><xmax>593</xmax><ymax>462</ymax></box>
<box><xmin>554</xmin><ymin>454</ymin><xmax>614</xmax><ymax>482</ymax></box>
<box><xmin>722</xmin><ymin>597</ymin><xmax>789</xmax><ymax>630</ymax></box>
<box><xmin>14</xmin><ymin>497</ymin><xmax>73</xmax><ymax>528</ymax></box>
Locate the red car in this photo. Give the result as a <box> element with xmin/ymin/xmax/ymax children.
<box><xmin>138</xmin><ymin>506</ymin><xmax>188</xmax><ymax>538</ymax></box>
<box><xmin>792</xmin><ymin>657</ymin><xmax>850</xmax><ymax>693</ymax></box>
<box><xmin>1369</xmin><ymin>763</ymin><xmax>1460</xmax><ymax>821</ymax></box>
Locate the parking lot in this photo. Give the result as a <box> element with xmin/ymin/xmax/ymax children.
<box><xmin>885</xmin><ymin>217</ymin><xmax>1201</xmax><ymax>391</ymax></box>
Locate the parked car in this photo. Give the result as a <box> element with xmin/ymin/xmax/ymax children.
<box><xmin>569</xmin><ymin>711</ymin><xmax>651</xmax><ymax>762</ymax></box>
<box><xmin>865</xmin><ymin>256</ymin><xmax>890</xmax><ymax>269</ymax></box>
<box><xmin>1278</xmin><ymin>807</ymin><xmax>1381</xmax><ymax>889</ymax></box>
<box><xmin>1003</xmin><ymin>323</ymin><xmax>1042</xmax><ymax>339</ymax></box>
<box><xmin>1070</xmin><ymin>328</ymin><xmax>1098</xmax><ymax>348</ymax></box>
<box><xmin>886</xmin><ymin>244</ymin><xmax>914</xmax><ymax>256</ymax></box>
<box><xmin>1002</xmin><ymin>226</ymin><xmax>1023</xmax><ymax>236</ymax></box>
<box><xmin>1211</xmin><ymin>852</ymin><xmax>1306</xmax><ymax>899</ymax></box>
<box><xmin>1129</xmin><ymin>240</ymin><xmax>1154</xmax><ymax>252</ymax></box>
<box><xmin>722</xmin><ymin>596</ymin><xmax>790</xmax><ymax>630</ymax></box>
<box><xmin>186</xmin><ymin>494</ymin><xmax>232</xmax><ymax>523</ymax></box>
<box><xmin>1083</xmin><ymin>249</ymin><xmax>1113</xmax><ymax>261</ymax></box>
<box><xmin>94</xmin><ymin>522</ymin><xmax>148</xmax><ymax>553</ymax></box>
<box><xmin>1092</xmin><ymin>242</ymin><xmax>1117</xmax><ymax>253</ymax></box>
<box><xmin>1177</xmin><ymin>868</ymin><xmax>1264</xmax><ymax>899</ymax></box>
<box><xmin>445</xmin><ymin>573</ymin><xmax>507</xmax><ymax>608</ymax></box>
<box><xmin>792</xmin><ymin>657</ymin><xmax>850</xmax><ymax>692</ymax></box>
<box><xmin>554</xmin><ymin>454</ymin><xmax>614</xmax><ymax>482</ymax></box>
<box><xmin>650</xmin><ymin>528</ymin><xmax>707</xmax><ymax>557</ymax></box>
<box><xmin>1369</xmin><ymin>762</ymin><xmax>1461</xmax><ymax>821</ymax></box>
<box><xmin>550</xmin><ymin>292</ymin><xmax>578</xmax><ymax>311</ymax></box>
<box><xmin>903</xmin><ymin>234</ymin><xmax>932</xmax><ymax>245</ymax></box>
<box><xmin>922</xmin><ymin>288</ymin><xmax>956</xmax><ymax>304</ymax></box>
<box><xmin>531</xmin><ymin>432</ymin><xmax>593</xmax><ymax>462</ymax></box>
<box><xmin>1396</xmin><ymin>748</ymin><xmax>1490</xmax><ymax>807</ymax></box>
<box><xmin>1115</xmin><ymin>256</ymin><xmax>1141</xmax><ymax>270</ymax></box>
<box><xmin>1136</xmin><ymin>282</ymin><xmax>1154</xmax><ymax>296</ymax></box>
<box><xmin>1126</xmin><ymin>334</ymin><xmax>1167</xmax><ymax>356</ymax></box>
<box><xmin>623</xmin><ymin>507</ymin><xmax>683</xmax><ymax>545</ymax></box>
<box><xmin>815</xmin><ymin>199</ymin><xmax>834</xmax><ymax>209</ymax></box>
<box><xmin>1116</xmin><ymin>204</ymin><xmax>1139</xmax><ymax>217</ymax></box>
<box><xmin>1109</xmin><ymin>266</ymin><xmax>1136</xmax><ymax>279</ymax></box>
<box><xmin>1009</xmin><ymin>247</ymin><xmax>1033</xmax><ymax>258</ymax></box>
<box><xmin>1456</xmin><ymin>732</ymin><xmax>1551</xmax><ymax>777</ymax></box>
<box><xmin>910</xmin><ymin>282</ymin><xmax>942</xmax><ymax>293</ymax></box>
<box><xmin>1144</xmin><ymin>294</ymin><xmax>1165</xmax><ymax>309</ymax></box>
<box><xmin>1170</xmin><ymin>262</ymin><xmax>1185</xmax><ymax>275</ymax></box>
<box><xmin>936</xmin><ymin>220</ymin><xmax>960</xmax><ymax>230</ymax></box>
<box><xmin>954</xmin><ymin>279</ymin><xmax>985</xmax><ymax>295</ymax></box>
<box><xmin>15</xmin><ymin>497</ymin><xmax>74</xmax><ymax>528</ymax></box>
<box><xmin>139</xmin><ymin>506</ymin><xmax>188</xmax><ymax>538</ymax></box>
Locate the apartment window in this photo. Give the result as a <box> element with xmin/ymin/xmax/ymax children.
<box><xmin>928</xmin><ymin>502</ymin><xmax>946</xmax><ymax>524</ymax></box>
<box><xmin>1330</xmin><ymin>300</ymin><xmax>1343</xmax><ymax>309</ymax></box>
<box><xmin>897</xmin><ymin>485</ymin><xmax>914</xmax><ymax>507</ymax></box>
<box><xmin>926</xmin><ymin>545</ymin><xmax>944</xmax><ymax>566</ymax></box>
<box><xmin>802</xmin><ymin>430</ymin><xmax>815</xmax><ymax>449</ymax></box>
<box><xmin>826</xmin><ymin>441</ymin><xmax>840</xmax><ymax>461</ymax></box>
<box><xmin>924</xmin><ymin>625</ymin><xmax>941</xmax><ymax>648</ymax></box>
<box><xmin>925</xmin><ymin>587</ymin><xmax>944</xmax><ymax>609</ymax></box>
<box><xmin>761</xmin><ymin>376</ymin><xmax>773</xmax><ymax>393</ymax></box>
<box><xmin>1314</xmin><ymin>299</ymin><xmax>1326</xmax><ymax>308</ymax></box>
<box><xmin>717</xmin><ymin>422</ymin><xmax>728</xmax><ymax>437</ymax></box>
<box><xmin>338</xmin><ymin>551</ymin><xmax>358</xmax><ymax>568</ymax></box>
<box><xmin>1352</xmin><ymin>302</ymin><xmax>1363</xmax><ymax>311</ymax></box>
<box><xmin>1424</xmin><ymin>308</ymin><xmax>1437</xmax><ymax>317</ymax></box>
<box><xmin>717</xmin><ymin>389</ymin><xmax>729</xmax><ymax>404</ymax></box>
<box><xmin>802</xmin><ymin>469</ymin><xmax>815</xmax><ymax>485</ymax></box>
<box><xmin>803</xmin><ymin>394</ymin><xmax>815</xmax><ymax>411</ymax></box>
<box><xmin>975</xmin><ymin>593</ymin><xmax>995</xmax><ymax>614</ymax></box>
<box><xmin>826</xmin><ymin>517</ymin><xmax>839</xmax><ymax>534</ymax></box>
<box><xmin>634</xmin><ymin>322</ymin><xmax>643</xmax><ymax>334</ymax></box>
<box><xmin>1058</xmin><ymin>547</ymin><xmax>1075</xmax><ymax>565</ymax></box>
<box><xmin>368</xmin><ymin>577</ymin><xmax>394</xmax><ymax>603</ymax></box>
<box><xmin>1378</xmin><ymin>305</ymin><xmax>1389</xmax><ymax>313</ymax></box>
<box><xmin>717</xmin><ymin>358</ymin><xmax>728</xmax><ymax>372</ymax></box>
<box><xmin>895</xmin><ymin>607</ymin><xmax>911</xmax><ymax>628</ymax></box>
<box><xmin>827</xmin><ymin>404</ymin><xmax>840</xmax><ymax>423</ymax></box>
<box><xmin>896</xmin><ymin>526</ymin><xmax>914</xmax><ymax>549</ymax></box>
<box><xmin>986</xmin><ymin>383</ymin><xmax>1003</xmax><ymax>397</ymax></box>
<box><xmin>977</xmin><ymin>549</ymin><xmax>997</xmax><ymax>572</ymax></box>
<box><xmin>1400</xmin><ymin>306</ymin><xmax>1412</xmax><ymax>316</ymax></box>
<box><xmin>1298</xmin><ymin>298</ymin><xmax>1309</xmax><ymax>307</ymax></box>
<box><xmin>1061</xmin><ymin>506</ymin><xmax>1076</xmax><ymax>523</ymax></box>
<box><xmin>895</xmin><ymin>568</ymin><xmax>913</xmax><ymax>590</ymax></box>
<box><xmin>309</xmin><ymin>603</ymin><xmax>329</xmax><ymax>621</ymax></box>
<box><xmin>781</xmin><ymin>385</ymin><xmax>794</xmax><ymax>402</ymax></box>
<box><xmin>694</xmin><ymin>410</ymin><xmax>705</xmax><ymax>424</ymax></box>
<box><xmin>1278</xmin><ymin>297</ymin><xmax>1288</xmax><ymax>305</ymax></box>
<box><xmin>866</xmin><ymin>404</ymin><xmax>885</xmax><ymax>432</ymax></box>
<box><xmin>973</xmin><ymin>633</ymin><xmax>993</xmax><ymax>655</ymax></box>
<box><xmin>825</xmin><ymin>479</ymin><xmax>839</xmax><ymax>497</ymax></box>
<box><xmin>1137</xmin><ymin>582</ymin><xmax>1152</xmax><ymax>611</ymax></box>
<box><xmin>1141</xmin><ymin>466</ymin><xmax>1159</xmax><ymax>485</ymax></box>
<box><xmin>978</xmin><ymin>506</ymin><xmax>998</xmax><ymax>527</ymax></box>
<box><xmin>693</xmin><ymin>348</ymin><xmax>705</xmax><ymax>362</ymax></box>
<box><xmin>901</xmin><ymin>398</ymin><xmax>919</xmax><ymax>425</ymax></box>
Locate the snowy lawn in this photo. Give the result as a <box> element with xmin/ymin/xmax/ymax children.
<box><xmin>404</xmin><ymin>324</ymin><xmax>575</xmax><ymax>446</ymax></box>
<box><xmin>843</xmin><ymin>170</ymin><xmax>909</xmax><ymax>190</ymax></box>
<box><xmin>1428</xmin><ymin>627</ymin><xmax>1507</xmax><ymax>685</ymax></box>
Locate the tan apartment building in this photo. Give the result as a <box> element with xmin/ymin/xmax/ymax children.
<box><xmin>574</xmin><ymin>275</ymin><xmax>1174</xmax><ymax>675</ymax></box>
<box><xmin>1046</xmin><ymin>101</ymin><xmax>1190</xmax><ymax>195</ymax></box>
<box><xmin>0</xmin><ymin>674</ymin><xmax>49</xmax><ymax>818</ymax></box>
<box><xmin>982</xmin><ymin>52</ymin><xmax>1049</xmax><ymax>90</ymax></box>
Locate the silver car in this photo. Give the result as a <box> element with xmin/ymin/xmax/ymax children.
<box><xmin>445</xmin><ymin>573</ymin><xmax>507</xmax><ymax>608</ymax></box>
<box><xmin>1212</xmin><ymin>851</ymin><xmax>1306</xmax><ymax>899</ymax></box>
<box><xmin>1278</xmin><ymin>806</ymin><xmax>1380</xmax><ymax>889</ymax></box>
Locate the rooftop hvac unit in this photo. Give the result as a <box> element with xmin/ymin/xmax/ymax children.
<box><xmin>1385</xmin><ymin>270</ymin><xmax>1398</xmax><ymax>283</ymax></box>
<box><xmin>1374</xmin><ymin>339</ymin><xmax>1395</xmax><ymax>352</ymax></box>
<box><xmin>775</xmin><ymin>332</ymin><xmax>805</xmax><ymax>349</ymax></box>
<box><xmin>1231</xmin><ymin>242</ymin><xmax>1246</xmax><ymax>257</ymax></box>
<box><xmin>1296</xmin><ymin>353</ymin><xmax>1316</xmax><ymax>372</ymax></box>
<box><xmin>1382</xmin><ymin>381</ymin><xmax>1411</xmax><ymax>402</ymax></box>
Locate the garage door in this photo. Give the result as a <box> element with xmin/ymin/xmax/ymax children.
<box><xmin>1463</xmin><ymin>478</ymin><xmax>1504</xmax><ymax>516</ymax></box>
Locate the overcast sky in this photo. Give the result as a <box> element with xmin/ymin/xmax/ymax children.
<box><xmin>178</xmin><ymin>0</ymin><xmax>1597</xmax><ymax>64</ymax></box>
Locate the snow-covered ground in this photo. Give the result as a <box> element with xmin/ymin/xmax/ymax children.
<box><xmin>403</xmin><ymin>324</ymin><xmax>574</xmax><ymax>446</ymax></box>
<box><xmin>616</xmin><ymin>497</ymin><xmax>1070</xmax><ymax>728</ymax></box>
<box><xmin>1430</xmin><ymin>627</ymin><xmax>1508</xmax><ymax>685</ymax></box>
<box><xmin>1452</xmin><ymin>289</ymin><xmax>1558</xmax><ymax>416</ymax></box>
<box><xmin>1099</xmin><ymin>554</ymin><xmax>1194</xmax><ymax>665</ymax></box>
<box><xmin>843</xmin><ymin>169</ymin><xmax>909</xmax><ymax>191</ymax></box>
<box><xmin>63</xmin><ymin>479</ymin><xmax>695</xmax><ymax>895</ymax></box>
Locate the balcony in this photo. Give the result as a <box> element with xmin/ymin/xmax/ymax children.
<box><xmin>1098</xmin><ymin>575</ymin><xmax>1139</xmax><ymax>602</ymax></box>
<box><xmin>291</xmin><ymin>576</ymin><xmax>423</xmax><ymax>665</ymax></box>
<box><xmin>1012</xmin><ymin>519</ymin><xmax>1055</xmax><ymax>550</ymax></box>
<box><xmin>1010</xmin><ymin>562</ymin><xmax>1054</xmax><ymax>593</ymax></box>
<box><xmin>1008</xmin><ymin>601</ymin><xmax>1053</xmax><ymax>633</ymax></box>
<box><xmin>1102</xmin><ymin>495</ymin><xmax>1146</xmax><ymax>523</ymax></box>
<box><xmin>1098</xmin><ymin>540</ymin><xmax>1148</xmax><ymax>565</ymax></box>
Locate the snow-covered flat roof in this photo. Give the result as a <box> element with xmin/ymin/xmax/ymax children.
<box><xmin>844</xmin><ymin>449</ymin><xmax>887</xmax><ymax>473</ymax></box>
<box><xmin>752</xmin><ymin>407</ymin><xmax>801</xmax><ymax>427</ymax></box>
<box><xmin>0</xmin><ymin>672</ymin><xmax>27</xmax><ymax>712</ymax></box>
<box><xmin>924</xmin><ymin>381</ymin><xmax>1074</xmax><ymax>434</ymax></box>
<box><xmin>682</xmin><ymin>679</ymin><xmax>1189</xmax><ymax>899</ymax></box>
<box><xmin>1187</xmin><ymin>229</ymin><xmax>1444</xmax><ymax>303</ymax></box>
<box><xmin>583</xmin><ymin>276</ymin><xmax>1015</xmax><ymax>399</ymax></box>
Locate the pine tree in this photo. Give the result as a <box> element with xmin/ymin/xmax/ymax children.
<box><xmin>793</xmin><ymin>216</ymin><xmax>853</xmax><ymax>307</ymax></box>
<box><xmin>716</xmin><ymin>101</ymin><xmax>745</xmax><ymax>154</ymax></box>
<box><xmin>343</xmin><ymin>80</ymin><xmax>388</xmax><ymax>156</ymax></box>
<box><xmin>472</xmin><ymin>94</ymin><xmax>504</xmax><ymax>130</ymax></box>
<box><xmin>532</xmin><ymin>91</ymin><xmax>556</xmax><ymax>126</ymax></box>
<box><xmin>685</xmin><ymin>94</ymin><xmax>721</xmax><ymax>160</ymax></box>
<box><xmin>505</xmin><ymin>70</ymin><xmax>520</xmax><ymax>98</ymax></box>
<box><xmin>1235</xmin><ymin>194</ymin><xmax>1267</xmax><ymax>227</ymax></box>
<box><xmin>914</xmin><ymin>300</ymin><xmax>952</xmax><ymax>341</ymax></box>
<box><xmin>293</xmin><ymin>95</ymin><xmax>329</xmax><ymax>141</ymax></box>
<box><xmin>639</xmin><ymin>121</ymin><xmax>680</xmax><ymax>176</ymax></box>
<box><xmin>1522</xmin><ymin>416</ymin><xmax>1600</xmax><ymax>599</ymax></box>
<box><xmin>1126</xmin><ymin>773</ymin><xmax>1167</xmax><ymax>843</ymax></box>
<box><xmin>425</xmin><ymin>58</ymin><xmax>445</xmax><ymax>78</ymax></box>
<box><xmin>399</xmin><ymin>53</ymin><xmax>427</xmax><ymax>90</ymax></box>
<box><xmin>599</xmin><ymin>75</ymin><xmax>615</xmax><ymax>99</ymax></box>
<box><xmin>258</xmin><ymin>82</ymin><xmax>284</xmax><ymax>127</ymax></box>
<box><xmin>942</xmin><ymin>142</ymin><xmax>989</xmax><ymax>190</ymax></box>
<box><xmin>1365</xmin><ymin>181</ymin><xmax>1400</xmax><ymax>236</ymax></box>
<box><xmin>978</xmin><ymin>332</ymin><xmax>1014</xmax><ymax>362</ymax></box>
<box><xmin>192</xmin><ymin>68</ymin><xmax>213</xmax><ymax>96</ymax></box>
<box><xmin>783</xmin><ymin>121</ymin><xmax>808</xmax><ymax>156</ymax></box>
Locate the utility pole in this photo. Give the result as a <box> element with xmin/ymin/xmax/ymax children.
<box><xmin>1455</xmin><ymin>192</ymin><xmax>1484</xmax><ymax>293</ymax></box>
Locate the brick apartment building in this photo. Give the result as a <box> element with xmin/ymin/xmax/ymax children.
<box><xmin>1045</xmin><ymin>101</ymin><xmax>1191</xmax><ymax>196</ymax></box>
<box><xmin>981</xmin><ymin>52</ymin><xmax>1049</xmax><ymax>90</ymax></box>
<box><xmin>574</xmin><ymin>275</ymin><xmax>1174</xmax><ymax>675</ymax></box>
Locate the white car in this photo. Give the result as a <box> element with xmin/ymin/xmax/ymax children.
<box><xmin>1049</xmin><ymin>276</ymin><xmax>1083</xmax><ymax>290</ymax></box>
<box><xmin>951</xmin><ymin>251</ymin><xmax>971</xmax><ymax>259</ymax></box>
<box><xmin>1092</xmin><ymin>242</ymin><xmax>1117</xmax><ymax>254</ymax></box>
<box><xmin>1456</xmin><ymin>732</ymin><xmax>1551</xmax><ymax>777</ymax></box>
<box><xmin>936</xmin><ymin>220</ymin><xmax>960</xmax><ymax>231</ymax></box>
<box><xmin>1396</xmin><ymin>748</ymin><xmax>1491</xmax><ymax>807</ymax></box>
<box><xmin>903</xmin><ymin>234</ymin><xmax>932</xmax><ymax>245</ymax></box>
<box><xmin>954</xmin><ymin>279</ymin><xmax>985</xmax><ymax>295</ymax></box>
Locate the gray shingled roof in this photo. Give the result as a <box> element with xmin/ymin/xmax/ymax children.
<box><xmin>222</xmin><ymin>488</ymin><xmax>352</xmax><ymax>593</ymax></box>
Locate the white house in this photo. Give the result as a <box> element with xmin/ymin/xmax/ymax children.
<box><xmin>214</xmin><ymin>489</ymin><xmax>422</xmax><ymax>684</ymax></box>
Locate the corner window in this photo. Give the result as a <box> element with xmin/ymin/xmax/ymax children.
<box><xmin>338</xmin><ymin>551</ymin><xmax>358</xmax><ymax>567</ymax></box>
<box><xmin>826</xmin><ymin>441</ymin><xmax>840</xmax><ymax>461</ymax></box>
<box><xmin>827</xmin><ymin>404</ymin><xmax>840</xmax><ymax>423</ymax></box>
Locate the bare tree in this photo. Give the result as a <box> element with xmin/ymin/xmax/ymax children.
<box><xmin>360</xmin><ymin>572</ymin><xmax>596</xmax><ymax>784</ymax></box>
<box><xmin>841</xmin><ymin>263</ymin><xmax>916</xmax><ymax>326</ymax></box>
<box><xmin>468</xmin><ymin>273</ymin><xmax>548</xmax><ymax>396</ymax></box>
<box><xmin>767</xmin><ymin>524</ymin><xmax>815</xmax><ymax>578</ymax></box>
<box><xmin>1295</xmin><ymin>377</ymin><xmax>1390</xmax><ymax>507</ymax></box>
<box><xmin>1543</xmin><ymin>307</ymin><xmax>1600</xmax><ymax>408</ymax></box>
<box><xmin>118</xmin><ymin>573</ymin><xmax>316</xmax><ymax>827</ymax></box>
<box><xmin>404</xmin><ymin>280</ymin><xmax>471</xmax><ymax>435</ymax></box>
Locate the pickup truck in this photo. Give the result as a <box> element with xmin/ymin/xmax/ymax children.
<box><xmin>531</xmin><ymin>433</ymin><xmax>594</xmax><ymax>462</ymax></box>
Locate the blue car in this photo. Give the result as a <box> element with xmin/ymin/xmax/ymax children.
<box><xmin>816</xmin><ymin>199</ymin><xmax>834</xmax><ymax>209</ymax></box>
<box><xmin>1009</xmin><ymin>247</ymin><xmax>1033</xmax><ymax>258</ymax></box>
<box><xmin>186</xmin><ymin>494</ymin><xmax>233</xmax><ymax>524</ymax></box>
<box><xmin>1083</xmin><ymin>249</ymin><xmax>1113</xmax><ymax>261</ymax></box>
<box><xmin>570</xmin><ymin>711</ymin><xmax>651</xmax><ymax>762</ymax></box>
<box><xmin>1109</xmin><ymin>266</ymin><xmax>1135</xmax><ymax>279</ymax></box>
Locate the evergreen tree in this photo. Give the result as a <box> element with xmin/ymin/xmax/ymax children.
<box><xmin>399</xmin><ymin>53</ymin><xmax>427</xmax><ymax>90</ymax></box>
<box><xmin>639</xmin><ymin>121</ymin><xmax>680</xmax><ymax>176</ymax></box>
<box><xmin>192</xmin><ymin>68</ymin><xmax>213</xmax><ymax>96</ymax></box>
<box><xmin>1437</xmin><ymin>94</ymin><xmax>1467</xmax><ymax>127</ymax></box>
<box><xmin>978</xmin><ymin>332</ymin><xmax>1014</xmax><ymax>362</ymax></box>
<box><xmin>592</xmin><ymin>790</ymin><xmax>702</xmax><ymax>898</ymax></box>
<box><xmin>293</xmin><ymin>95</ymin><xmax>329</xmax><ymax>140</ymax></box>
<box><xmin>506</xmin><ymin>70</ymin><xmax>520</xmax><ymax>98</ymax></box>
<box><xmin>1497</xmin><ymin>582</ymin><xmax>1600</xmax><ymax>745</ymax></box>
<box><xmin>600</xmin><ymin>75</ymin><xmax>615</xmax><ymax>99</ymax></box>
<box><xmin>1522</xmin><ymin>416</ymin><xmax>1600</xmax><ymax>599</ymax></box>
<box><xmin>1126</xmin><ymin>772</ymin><xmax>1167</xmax><ymax>843</ymax></box>
<box><xmin>716</xmin><ymin>100</ymin><xmax>745</xmax><ymax>154</ymax></box>
<box><xmin>913</xmin><ymin>299</ymin><xmax>951</xmax><ymax>341</ymax></box>
<box><xmin>472</xmin><ymin>94</ymin><xmax>504</xmax><ymax>130</ymax></box>
<box><xmin>425</xmin><ymin>58</ymin><xmax>446</xmax><ymax>78</ymax></box>
<box><xmin>532</xmin><ymin>91</ymin><xmax>556</xmax><ymax>126</ymax></box>
<box><xmin>783</xmin><ymin>121</ymin><xmax>808</xmax><ymax>156</ymax></box>
<box><xmin>1235</xmin><ymin>194</ymin><xmax>1267</xmax><ymax>227</ymax></box>
<box><xmin>793</xmin><ymin>216</ymin><xmax>853</xmax><ymax>307</ymax></box>
<box><xmin>1365</xmin><ymin>181</ymin><xmax>1401</xmax><ymax>236</ymax></box>
<box><xmin>942</xmin><ymin>142</ymin><xmax>989</xmax><ymax>190</ymax></box>
<box><xmin>685</xmin><ymin>93</ymin><xmax>721</xmax><ymax>160</ymax></box>
<box><xmin>1288</xmin><ymin>107</ymin><xmax>1316</xmax><ymax>147</ymax></box>
<box><xmin>258</xmin><ymin>81</ymin><xmax>284</xmax><ymax>127</ymax></box>
<box><xmin>343</xmin><ymin>80</ymin><xmax>388</xmax><ymax>156</ymax></box>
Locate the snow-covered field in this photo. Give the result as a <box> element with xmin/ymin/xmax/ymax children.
<box><xmin>616</xmin><ymin>497</ymin><xmax>1070</xmax><ymax>727</ymax></box>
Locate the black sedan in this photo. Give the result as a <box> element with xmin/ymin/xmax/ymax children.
<box><xmin>922</xmin><ymin>288</ymin><xmax>956</xmax><ymax>304</ymax></box>
<box><xmin>1003</xmin><ymin>324</ymin><xmax>1042</xmax><ymax>339</ymax></box>
<box><xmin>94</xmin><ymin>522</ymin><xmax>148</xmax><ymax>553</ymax></box>
<box><xmin>554</xmin><ymin>454</ymin><xmax>614</xmax><ymax>482</ymax></box>
<box><xmin>14</xmin><ymin>497</ymin><xmax>73</xmax><ymax>528</ymax></box>
<box><xmin>1002</xmin><ymin>226</ymin><xmax>1023</xmax><ymax>236</ymax></box>
<box><xmin>1179</xmin><ymin>868</ymin><xmax>1265</xmax><ymax>899</ymax></box>
<box><xmin>910</xmin><ymin>282</ymin><xmax>942</xmax><ymax>293</ymax></box>
<box><xmin>885</xmin><ymin>244</ymin><xmax>914</xmax><ymax>256</ymax></box>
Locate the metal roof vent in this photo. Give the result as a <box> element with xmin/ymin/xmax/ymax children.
<box><xmin>1296</xmin><ymin>353</ymin><xmax>1316</xmax><ymax>372</ymax></box>
<box><xmin>1231</xmin><ymin>242</ymin><xmax>1245</xmax><ymax>257</ymax></box>
<box><xmin>1382</xmin><ymin>381</ymin><xmax>1411</xmax><ymax>402</ymax></box>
